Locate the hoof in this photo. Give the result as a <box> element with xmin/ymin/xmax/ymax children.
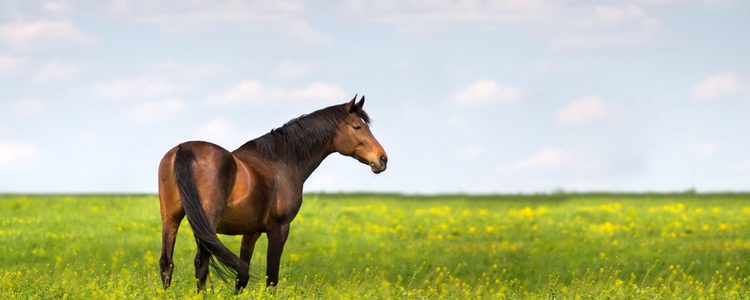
<box><xmin>161</xmin><ymin>264</ymin><xmax>174</xmax><ymax>289</ymax></box>
<box><xmin>235</xmin><ymin>273</ymin><xmax>249</xmax><ymax>293</ymax></box>
<box><xmin>266</xmin><ymin>279</ymin><xmax>278</xmax><ymax>287</ymax></box>
<box><xmin>196</xmin><ymin>279</ymin><xmax>206</xmax><ymax>292</ymax></box>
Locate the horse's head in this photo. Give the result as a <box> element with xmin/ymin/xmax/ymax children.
<box><xmin>332</xmin><ymin>95</ymin><xmax>388</xmax><ymax>174</ymax></box>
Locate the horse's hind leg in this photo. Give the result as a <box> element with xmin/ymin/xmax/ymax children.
<box><xmin>193</xmin><ymin>191</ymin><xmax>226</xmax><ymax>292</ymax></box>
<box><xmin>235</xmin><ymin>232</ymin><xmax>261</xmax><ymax>291</ymax></box>
<box><xmin>160</xmin><ymin>212</ymin><xmax>183</xmax><ymax>289</ymax></box>
<box><xmin>194</xmin><ymin>241</ymin><xmax>211</xmax><ymax>291</ymax></box>
<box><xmin>159</xmin><ymin>146</ymin><xmax>184</xmax><ymax>289</ymax></box>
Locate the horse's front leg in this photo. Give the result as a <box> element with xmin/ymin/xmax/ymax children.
<box><xmin>235</xmin><ymin>232</ymin><xmax>261</xmax><ymax>291</ymax></box>
<box><xmin>265</xmin><ymin>223</ymin><xmax>290</xmax><ymax>286</ymax></box>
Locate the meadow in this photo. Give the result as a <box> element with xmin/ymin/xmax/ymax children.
<box><xmin>1</xmin><ymin>193</ymin><xmax>749</xmax><ymax>299</ymax></box>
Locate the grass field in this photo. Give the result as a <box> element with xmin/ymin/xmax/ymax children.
<box><xmin>1</xmin><ymin>193</ymin><xmax>750</xmax><ymax>299</ymax></box>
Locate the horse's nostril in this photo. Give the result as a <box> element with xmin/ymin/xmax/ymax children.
<box><xmin>380</xmin><ymin>154</ymin><xmax>388</xmax><ymax>163</ymax></box>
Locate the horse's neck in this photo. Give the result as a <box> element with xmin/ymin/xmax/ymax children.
<box><xmin>247</xmin><ymin>138</ymin><xmax>332</xmax><ymax>185</ymax></box>
<box><xmin>294</xmin><ymin>149</ymin><xmax>333</xmax><ymax>184</ymax></box>
<box><xmin>241</xmin><ymin>129</ymin><xmax>336</xmax><ymax>184</ymax></box>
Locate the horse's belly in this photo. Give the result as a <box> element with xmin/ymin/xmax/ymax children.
<box><xmin>216</xmin><ymin>199</ymin><xmax>265</xmax><ymax>235</ymax></box>
<box><xmin>216</xmin><ymin>154</ymin><xmax>268</xmax><ymax>235</ymax></box>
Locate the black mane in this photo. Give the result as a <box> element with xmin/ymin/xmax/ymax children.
<box><xmin>237</xmin><ymin>103</ymin><xmax>370</xmax><ymax>162</ymax></box>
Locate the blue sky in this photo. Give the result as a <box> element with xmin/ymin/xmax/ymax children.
<box><xmin>1</xmin><ymin>0</ymin><xmax>749</xmax><ymax>193</ymax></box>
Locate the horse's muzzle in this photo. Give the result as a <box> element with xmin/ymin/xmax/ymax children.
<box><xmin>370</xmin><ymin>154</ymin><xmax>387</xmax><ymax>174</ymax></box>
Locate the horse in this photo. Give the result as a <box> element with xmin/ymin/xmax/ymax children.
<box><xmin>157</xmin><ymin>95</ymin><xmax>387</xmax><ymax>291</ymax></box>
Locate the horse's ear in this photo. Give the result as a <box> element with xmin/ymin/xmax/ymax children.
<box><xmin>356</xmin><ymin>95</ymin><xmax>365</xmax><ymax>109</ymax></box>
<box><xmin>346</xmin><ymin>94</ymin><xmax>357</xmax><ymax>112</ymax></box>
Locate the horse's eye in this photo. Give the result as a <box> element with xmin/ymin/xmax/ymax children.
<box><xmin>352</xmin><ymin>124</ymin><xmax>362</xmax><ymax>130</ymax></box>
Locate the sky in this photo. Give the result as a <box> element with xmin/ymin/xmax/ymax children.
<box><xmin>0</xmin><ymin>0</ymin><xmax>749</xmax><ymax>194</ymax></box>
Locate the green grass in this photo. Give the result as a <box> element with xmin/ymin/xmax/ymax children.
<box><xmin>1</xmin><ymin>193</ymin><xmax>750</xmax><ymax>299</ymax></box>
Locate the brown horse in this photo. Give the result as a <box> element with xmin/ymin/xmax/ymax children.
<box><xmin>157</xmin><ymin>96</ymin><xmax>387</xmax><ymax>291</ymax></box>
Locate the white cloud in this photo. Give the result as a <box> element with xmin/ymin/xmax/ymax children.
<box><xmin>635</xmin><ymin>0</ymin><xmax>678</xmax><ymax>4</ymax></box>
<box><xmin>693</xmin><ymin>142</ymin><xmax>719</xmax><ymax>159</ymax></box>
<box><xmin>280</xmin><ymin>21</ymin><xmax>333</xmax><ymax>45</ymax></box>
<box><xmin>551</xmin><ymin>4</ymin><xmax>659</xmax><ymax>50</ymax></box>
<box><xmin>346</xmin><ymin>1</ymin><xmax>660</xmax><ymax>49</ymax></box>
<box><xmin>194</xmin><ymin>117</ymin><xmax>244</xmax><ymax>146</ymax></box>
<box><xmin>91</xmin><ymin>63</ymin><xmax>221</xmax><ymax>100</ymax></box>
<box><xmin>91</xmin><ymin>77</ymin><xmax>178</xmax><ymax>100</ymax></box>
<box><xmin>110</xmin><ymin>1</ymin><xmax>331</xmax><ymax>45</ymax></box>
<box><xmin>42</xmin><ymin>0</ymin><xmax>70</xmax><ymax>13</ymax></box>
<box><xmin>34</xmin><ymin>60</ymin><xmax>81</xmax><ymax>82</ymax></box>
<box><xmin>509</xmin><ymin>147</ymin><xmax>604</xmax><ymax>174</ymax></box>
<box><xmin>206</xmin><ymin>81</ymin><xmax>346</xmax><ymax>107</ymax></box>
<box><xmin>295</xmin><ymin>82</ymin><xmax>346</xmax><ymax>100</ymax></box>
<box><xmin>112</xmin><ymin>1</ymin><xmax>304</xmax><ymax>26</ymax></box>
<box><xmin>461</xmin><ymin>144</ymin><xmax>485</xmax><ymax>160</ymax></box>
<box><xmin>133</xmin><ymin>99</ymin><xmax>187</xmax><ymax>123</ymax></box>
<box><xmin>691</xmin><ymin>72</ymin><xmax>744</xmax><ymax>100</ymax></box>
<box><xmin>0</xmin><ymin>20</ymin><xmax>91</xmax><ymax>50</ymax></box>
<box><xmin>515</xmin><ymin>147</ymin><xmax>568</xmax><ymax>171</ymax></box>
<box><xmin>9</xmin><ymin>100</ymin><xmax>47</xmax><ymax>117</ymax></box>
<box><xmin>455</xmin><ymin>80</ymin><xmax>521</xmax><ymax>105</ymax></box>
<box><xmin>590</xmin><ymin>5</ymin><xmax>654</xmax><ymax>27</ymax></box>
<box><xmin>350</xmin><ymin>0</ymin><xmax>558</xmax><ymax>29</ymax></box>
<box><xmin>557</xmin><ymin>96</ymin><xmax>611</xmax><ymax>125</ymax></box>
<box><xmin>550</xmin><ymin>27</ymin><xmax>656</xmax><ymax>50</ymax></box>
<box><xmin>89</xmin><ymin>62</ymin><xmax>228</xmax><ymax>105</ymax></box>
<box><xmin>0</xmin><ymin>141</ymin><xmax>43</xmax><ymax>170</ymax></box>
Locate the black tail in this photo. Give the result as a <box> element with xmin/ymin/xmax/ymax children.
<box><xmin>173</xmin><ymin>146</ymin><xmax>249</xmax><ymax>284</ymax></box>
